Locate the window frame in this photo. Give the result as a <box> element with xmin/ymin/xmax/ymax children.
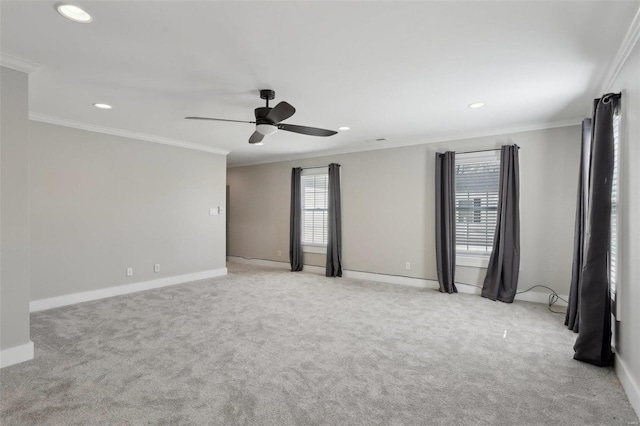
<box><xmin>454</xmin><ymin>150</ymin><xmax>501</xmax><ymax>268</ymax></box>
<box><xmin>300</xmin><ymin>167</ymin><xmax>329</xmax><ymax>254</ymax></box>
<box><xmin>610</xmin><ymin>110</ymin><xmax>621</xmax><ymax>301</ymax></box>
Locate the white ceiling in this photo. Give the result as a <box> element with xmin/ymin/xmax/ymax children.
<box><xmin>1</xmin><ymin>1</ymin><xmax>638</xmax><ymax>165</ymax></box>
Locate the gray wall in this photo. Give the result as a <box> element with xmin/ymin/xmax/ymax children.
<box><xmin>29</xmin><ymin>121</ymin><xmax>227</xmax><ymax>300</ymax></box>
<box><xmin>1</xmin><ymin>67</ymin><xmax>31</xmax><ymax>351</ymax></box>
<box><xmin>227</xmin><ymin>125</ymin><xmax>580</xmax><ymax>296</ymax></box>
<box><xmin>610</xmin><ymin>37</ymin><xmax>640</xmax><ymax>415</ymax></box>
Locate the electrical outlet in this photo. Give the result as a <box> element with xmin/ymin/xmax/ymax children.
<box><xmin>405</xmin><ymin>262</ymin><xmax>411</xmax><ymax>271</ymax></box>
<box><xmin>277</xmin><ymin>250</ymin><xmax>282</xmax><ymax>257</ymax></box>
<box><xmin>126</xmin><ymin>267</ymin><xmax>133</xmax><ymax>277</ymax></box>
<box><xmin>154</xmin><ymin>264</ymin><xmax>160</xmax><ymax>273</ymax></box>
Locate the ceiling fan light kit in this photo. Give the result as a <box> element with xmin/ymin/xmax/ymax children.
<box><xmin>186</xmin><ymin>89</ymin><xmax>338</xmax><ymax>145</ymax></box>
<box><xmin>256</xmin><ymin>124</ymin><xmax>278</xmax><ymax>136</ymax></box>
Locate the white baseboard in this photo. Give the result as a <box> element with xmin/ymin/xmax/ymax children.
<box><xmin>30</xmin><ymin>268</ymin><xmax>227</xmax><ymax>312</ymax></box>
<box><xmin>456</xmin><ymin>282</ymin><xmax>569</xmax><ymax>306</ymax></box>
<box><xmin>343</xmin><ymin>269</ymin><xmax>440</xmax><ymax>289</ymax></box>
<box><xmin>227</xmin><ymin>256</ymin><xmax>437</xmax><ymax>286</ymax></box>
<box><xmin>0</xmin><ymin>341</ymin><xmax>34</xmax><ymax>368</ymax></box>
<box><xmin>226</xmin><ymin>256</ymin><xmax>566</xmax><ymax>306</ymax></box>
<box><xmin>616</xmin><ymin>355</ymin><xmax>640</xmax><ymax>418</ymax></box>
<box><xmin>228</xmin><ymin>256</ymin><xmax>290</xmax><ymax>270</ymax></box>
<box><xmin>228</xmin><ymin>256</ymin><xmax>327</xmax><ymax>275</ymax></box>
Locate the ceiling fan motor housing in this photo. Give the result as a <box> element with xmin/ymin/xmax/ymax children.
<box><xmin>254</xmin><ymin>107</ymin><xmax>277</xmax><ymax>135</ymax></box>
<box><xmin>254</xmin><ymin>107</ymin><xmax>272</xmax><ymax>123</ymax></box>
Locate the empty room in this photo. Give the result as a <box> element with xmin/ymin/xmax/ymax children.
<box><xmin>1</xmin><ymin>1</ymin><xmax>639</xmax><ymax>424</ymax></box>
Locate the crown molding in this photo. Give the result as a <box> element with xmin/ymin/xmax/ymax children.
<box><xmin>29</xmin><ymin>113</ymin><xmax>230</xmax><ymax>156</ymax></box>
<box><xmin>0</xmin><ymin>52</ymin><xmax>41</xmax><ymax>74</ymax></box>
<box><xmin>228</xmin><ymin>118</ymin><xmax>581</xmax><ymax>168</ymax></box>
<box><xmin>597</xmin><ymin>5</ymin><xmax>640</xmax><ymax>94</ymax></box>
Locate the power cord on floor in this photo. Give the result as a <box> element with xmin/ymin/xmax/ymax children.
<box><xmin>456</xmin><ymin>282</ymin><xmax>567</xmax><ymax>314</ymax></box>
<box><xmin>517</xmin><ymin>285</ymin><xmax>568</xmax><ymax>314</ymax></box>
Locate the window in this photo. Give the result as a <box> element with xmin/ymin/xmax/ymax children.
<box><xmin>610</xmin><ymin>110</ymin><xmax>620</xmax><ymax>295</ymax></box>
<box><xmin>457</xmin><ymin>198</ymin><xmax>482</xmax><ymax>223</ymax></box>
<box><xmin>455</xmin><ymin>152</ymin><xmax>500</xmax><ymax>256</ymax></box>
<box><xmin>301</xmin><ymin>169</ymin><xmax>328</xmax><ymax>250</ymax></box>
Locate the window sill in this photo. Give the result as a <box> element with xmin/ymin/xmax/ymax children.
<box><xmin>303</xmin><ymin>244</ymin><xmax>327</xmax><ymax>254</ymax></box>
<box><xmin>457</xmin><ymin>255</ymin><xmax>489</xmax><ymax>269</ymax></box>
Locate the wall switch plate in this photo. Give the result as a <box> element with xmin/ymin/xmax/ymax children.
<box><xmin>209</xmin><ymin>208</ymin><xmax>217</xmax><ymax>216</ymax></box>
<box><xmin>277</xmin><ymin>250</ymin><xmax>282</xmax><ymax>257</ymax></box>
<box><xmin>405</xmin><ymin>262</ymin><xmax>411</xmax><ymax>271</ymax></box>
<box><xmin>126</xmin><ymin>267</ymin><xmax>133</xmax><ymax>277</ymax></box>
<box><xmin>154</xmin><ymin>264</ymin><xmax>160</xmax><ymax>273</ymax></box>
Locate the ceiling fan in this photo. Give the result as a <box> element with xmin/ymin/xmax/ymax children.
<box><xmin>186</xmin><ymin>89</ymin><xmax>338</xmax><ymax>144</ymax></box>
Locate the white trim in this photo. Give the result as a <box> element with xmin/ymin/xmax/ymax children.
<box><xmin>611</xmin><ymin>112</ymin><xmax>621</xmax><ymax>321</ymax></box>
<box><xmin>227</xmin><ymin>256</ymin><xmax>437</xmax><ymax>285</ymax></box>
<box><xmin>226</xmin><ymin>257</ymin><xmax>566</xmax><ymax>305</ymax></box>
<box><xmin>227</xmin><ymin>256</ymin><xmax>327</xmax><ymax>275</ymax></box>
<box><xmin>300</xmin><ymin>172</ymin><xmax>330</xmax><ymax>249</ymax></box>
<box><xmin>0</xmin><ymin>341</ymin><xmax>34</xmax><ymax>368</ymax></box>
<box><xmin>598</xmin><ymin>5</ymin><xmax>640</xmax><ymax>94</ymax></box>
<box><xmin>228</xmin><ymin>256</ymin><xmax>290</xmax><ymax>270</ymax></box>
<box><xmin>455</xmin><ymin>150</ymin><xmax>500</xmax><ymax>164</ymax></box>
<box><xmin>457</xmin><ymin>255</ymin><xmax>490</xmax><ymax>269</ymax></box>
<box><xmin>29</xmin><ymin>113</ymin><xmax>230</xmax><ymax>156</ymax></box>
<box><xmin>616</xmin><ymin>354</ymin><xmax>640</xmax><ymax>419</ymax></box>
<box><xmin>0</xmin><ymin>52</ymin><xmax>41</xmax><ymax>73</ymax></box>
<box><xmin>455</xmin><ymin>282</ymin><xmax>568</xmax><ymax>306</ymax></box>
<box><xmin>30</xmin><ymin>268</ymin><xmax>227</xmax><ymax>312</ymax></box>
<box><xmin>301</xmin><ymin>167</ymin><xmax>328</xmax><ymax>176</ymax></box>
<box><xmin>228</xmin><ymin>119</ymin><xmax>580</xmax><ymax>168</ymax></box>
<box><xmin>343</xmin><ymin>270</ymin><xmax>440</xmax><ymax>290</ymax></box>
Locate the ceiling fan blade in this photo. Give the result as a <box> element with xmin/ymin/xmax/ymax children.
<box><xmin>185</xmin><ymin>116</ymin><xmax>255</xmax><ymax>124</ymax></box>
<box><xmin>266</xmin><ymin>101</ymin><xmax>296</xmax><ymax>123</ymax></box>
<box><xmin>249</xmin><ymin>131</ymin><xmax>265</xmax><ymax>144</ymax></box>
<box><xmin>278</xmin><ymin>123</ymin><xmax>338</xmax><ymax>137</ymax></box>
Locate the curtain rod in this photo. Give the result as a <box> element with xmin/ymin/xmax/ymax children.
<box><xmin>454</xmin><ymin>146</ymin><xmax>520</xmax><ymax>155</ymax></box>
<box><xmin>300</xmin><ymin>164</ymin><xmax>340</xmax><ymax>170</ymax></box>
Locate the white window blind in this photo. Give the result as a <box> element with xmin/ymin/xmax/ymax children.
<box><xmin>302</xmin><ymin>171</ymin><xmax>328</xmax><ymax>246</ymax></box>
<box><xmin>455</xmin><ymin>153</ymin><xmax>500</xmax><ymax>255</ymax></box>
<box><xmin>610</xmin><ymin>112</ymin><xmax>620</xmax><ymax>294</ymax></box>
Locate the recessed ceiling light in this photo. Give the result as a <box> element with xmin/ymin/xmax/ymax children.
<box><xmin>468</xmin><ymin>102</ymin><xmax>486</xmax><ymax>109</ymax></box>
<box><xmin>56</xmin><ymin>4</ymin><xmax>93</xmax><ymax>23</ymax></box>
<box><xmin>338</xmin><ymin>126</ymin><xmax>350</xmax><ymax>131</ymax></box>
<box><xmin>254</xmin><ymin>142</ymin><xmax>264</xmax><ymax>146</ymax></box>
<box><xmin>93</xmin><ymin>103</ymin><xmax>112</xmax><ymax>109</ymax></box>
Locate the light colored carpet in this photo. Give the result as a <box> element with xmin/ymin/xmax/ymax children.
<box><xmin>1</xmin><ymin>263</ymin><xmax>637</xmax><ymax>425</ymax></box>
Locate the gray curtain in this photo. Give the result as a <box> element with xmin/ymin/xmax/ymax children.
<box><xmin>573</xmin><ymin>94</ymin><xmax>620</xmax><ymax>367</ymax></box>
<box><xmin>435</xmin><ymin>152</ymin><xmax>457</xmax><ymax>293</ymax></box>
<box><xmin>326</xmin><ymin>163</ymin><xmax>342</xmax><ymax>277</ymax></box>
<box><xmin>565</xmin><ymin>119</ymin><xmax>592</xmax><ymax>332</ymax></box>
<box><xmin>289</xmin><ymin>167</ymin><xmax>303</xmax><ymax>271</ymax></box>
<box><xmin>481</xmin><ymin>145</ymin><xmax>520</xmax><ymax>303</ymax></box>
